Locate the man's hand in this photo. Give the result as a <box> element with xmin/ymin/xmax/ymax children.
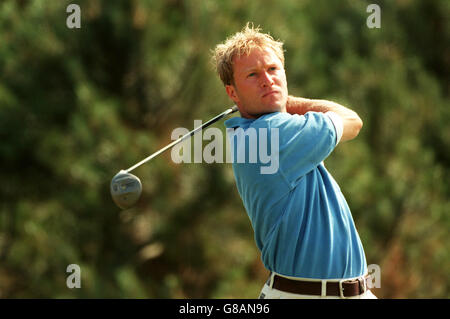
<box><xmin>286</xmin><ymin>96</ymin><xmax>363</xmax><ymax>142</ymax></box>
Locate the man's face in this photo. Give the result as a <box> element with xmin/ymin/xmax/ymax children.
<box><xmin>225</xmin><ymin>48</ymin><xmax>288</xmax><ymax>119</ymax></box>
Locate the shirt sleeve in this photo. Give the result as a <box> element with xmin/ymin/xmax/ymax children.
<box><xmin>325</xmin><ymin>111</ymin><xmax>343</xmax><ymax>145</ymax></box>
<box><xmin>270</xmin><ymin>112</ymin><xmax>338</xmax><ymax>188</ymax></box>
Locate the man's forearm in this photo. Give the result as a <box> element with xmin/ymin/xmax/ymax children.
<box><xmin>286</xmin><ymin>95</ymin><xmax>363</xmax><ymax>142</ymax></box>
<box><xmin>286</xmin><ymin>96</ymin><xmax>327</xmax><ymax>114</ymax></box>
<box><xmin>287</xmin><ymin>96</ymin><xmax>350</xmax><ymax>115</ymax></box>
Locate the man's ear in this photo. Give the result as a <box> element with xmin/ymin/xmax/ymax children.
<box><xmin>225</xmin><ymin>84</ymin><xmax>239</xmax><ymax>104</ymax></box>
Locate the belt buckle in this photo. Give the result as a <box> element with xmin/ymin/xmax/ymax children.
<box><xmin>338</xmin><ymin>280</ymin><xmax>348</xmax><ymax>299</ymax></box>
<box><xmin>339</xmin><ymin>277</ymin><xmax>366</xmax><ymax>298</ymax></box>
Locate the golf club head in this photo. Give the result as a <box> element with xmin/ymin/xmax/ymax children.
<box><xmin>110</xmin><ymin>170</ymin><xmax>142</xmax><ymax>210</ymax></box>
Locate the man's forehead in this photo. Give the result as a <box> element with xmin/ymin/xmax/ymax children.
<box><xmin>233</xmin><ymin>47</ymin><xmax>281</xmax><ymax>70</ymax></box>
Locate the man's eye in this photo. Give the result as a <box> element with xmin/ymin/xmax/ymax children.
<box><xmin>248</xmin><ymin>72</ymin><xmax>256</xmax><ymax>77</ymax></box>
<box><xmin>269</xmin><ymin>67</ymin><xmax>277</xmax><ymax>71</ymax></box>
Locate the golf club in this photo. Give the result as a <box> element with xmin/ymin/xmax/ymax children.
<box><xmin>111</xmin><ymin>105</ymin><xmax>239</xmax><ymax>209</ymax></box>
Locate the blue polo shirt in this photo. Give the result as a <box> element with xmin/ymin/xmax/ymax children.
<box><xmin>224</xmin><ymin>111</ymin><xmax>367</xmax><ymax>279</ymax></box>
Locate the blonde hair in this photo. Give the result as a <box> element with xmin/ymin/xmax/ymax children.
<box><xmin>212</xmin><ymin>23</ymin><xmax>285</xmax><ymax>86</ymax></box>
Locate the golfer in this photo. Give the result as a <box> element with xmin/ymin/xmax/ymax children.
<box><xmin>213</xmin><ymin>23</ymin><xmax>377</xmax><ymax>299</ymax></box>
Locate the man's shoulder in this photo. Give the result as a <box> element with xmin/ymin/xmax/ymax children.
<box><xmin>255</xmin><ymin>112</ymin><xmax>308</xmax><ymax>131</ymax></box>
<box><xmin>226</xmin><ymin>111</ymin><xmax>327</xmax><ymax>129</ymax></box>
<box><xmin>255</xmin><ymin>112</ymin><xmax>295</xmax><ymax>126</ymax></box>
<box><xmin>224</xmin><ymin>112</ymin><xmax>285</xmax><ymax>129</ymax></box>
<box><xmin>224</xmin><ymin>116</ymin><xmax>250</xmax><ymax>128</ymax></box>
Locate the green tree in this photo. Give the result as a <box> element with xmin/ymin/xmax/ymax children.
<box><xmin>0</xmin><ymin>0</ymin><xmax>448</xmax><ymax>298</ymax></box>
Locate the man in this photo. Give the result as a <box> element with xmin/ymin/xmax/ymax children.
<box><xmin>213</xmin><ymin>23</ymin><xmax>377</xmax><ymax>299</ymax></box>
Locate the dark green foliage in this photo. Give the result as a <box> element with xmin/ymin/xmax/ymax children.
<box><xmin>0</xmin><ymin>0</ymin><xmax>448</xmax><ymax>298</ymax></box>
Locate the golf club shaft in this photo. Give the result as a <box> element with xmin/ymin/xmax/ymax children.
<box><xmin>125</xmin><ymin>105</ymin><xmax>239</xmax><ymax>173</ymax></box>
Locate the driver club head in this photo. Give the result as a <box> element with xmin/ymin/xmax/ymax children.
<box><xmin>110</xmin><ymin>170</ymin><xmax>142</xmax><ymax>210</ymax></box>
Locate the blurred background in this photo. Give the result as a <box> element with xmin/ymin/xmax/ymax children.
<box><xmin>0</xmin><ymin>0</ymin><xmax>448</xmax><ymax>298</ymax></box>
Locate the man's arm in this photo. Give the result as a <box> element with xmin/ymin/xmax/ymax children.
<box><xmin>286</xmin><ymin>96</ymin><xmax>363</xmax><ymax>142</ymax></box>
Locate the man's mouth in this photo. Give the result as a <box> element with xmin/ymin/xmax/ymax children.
<box><xmin>262</xmin><ymin>91</ymin><xmax>279</xmax><ymax>98</ymax></box>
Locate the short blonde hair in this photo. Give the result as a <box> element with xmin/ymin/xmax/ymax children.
<box><xmin>212</xmin><ymin>23</ymin><xmax>285</xmax><ymax>86</ymax></box>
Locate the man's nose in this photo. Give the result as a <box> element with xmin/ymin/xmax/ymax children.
<box><xmin>260</xmin><ymin>71</ymin><xmax>274</xmax><ymax>87</ymax></box>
